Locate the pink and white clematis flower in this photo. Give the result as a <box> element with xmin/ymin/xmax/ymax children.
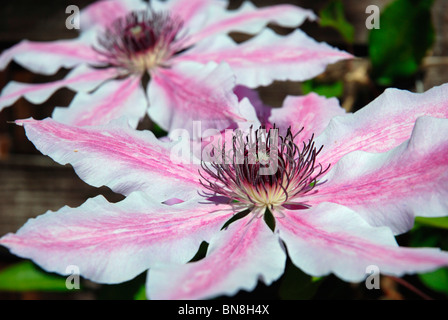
<box><xmin>0</xmin><ymin>0</ymin><xmax>351</xmax><ymax>134</ymax></box>
<box><xmin>2</xmin><ymin>84</ymin><xmax>448</xmax><ymax>299</ymax></box>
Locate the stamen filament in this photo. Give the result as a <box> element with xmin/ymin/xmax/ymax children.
<box><xmin>199</xmin><ymin>126</ymin><xmax>330</xmax><ymax>213</ymax></box>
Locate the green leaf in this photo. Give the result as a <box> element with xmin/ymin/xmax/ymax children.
<box><xmin>414</xmin><ymin>217</ymin><xmax>448</xmax><ymax>230</ymax></box>
<box><xmin>418</xmin><ymin>268</ymin><xmax>448</xmax><ymax>295</ymax></box>
<box><xmin>409</xmin><ymin>223</ymin><xmax>448</xmax><ymax>296</ymax></box>
<box><xmin>278</xmin><ymin>261</ymin><xmax>322</xmax><ymax>300</ymax></box>
<box><xmin>220</xmin><ymin>208</ymin><xmax>251</xmax><ymax>230</ymax></box>
<box><xmin>319</xmin><ymin>0</ymin><xmax>355</xmax><ymax>44</ymax></box>
<box><xmin>264</xmin><ymin>208</ymin><xmax>276</xmax><ymax>232</ymax></box>
<box><xmin>301</xmin><ymin>79</ymin><xmax>344</xmax><ymax>98</ymax></box>
<box><xmin>134</xmin><ymin>284</ymin><xmax>147</xmax><ymax>300</ymax></box>
<box><xmin>0</xmin><ymin>261</ymin><xmax>69</xmax><ymax>292</ymax></box>
<box><xmin>188</xmin><ymin>241</ymin><xmax>209</xmax><ymax>262</ymax></box>
<box><xmin>151</xmin><ymin>123</ymin><xmax>168</xmax><ymax>138</ymax></box>
<box><xmin>368</xmin><ymin>0</ymin><xmax>435</xmax><ymax>85</ymax></box>
<box><xmin>409</xmin><ymin>225</ymin><xmax>448</xmax><ymax>252</ymax></box>
<box><xmin>97</xmin><ymin>273</ymin><xmax>146</xmax><ymax>300</ymax></box>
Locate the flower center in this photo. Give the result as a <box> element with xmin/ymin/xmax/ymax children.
<box><xmin>200</xmin><ymin>127</ymin><xmax>330</xmax><ymax>212</ymax></box>
<box><xmin>95</xmin><ymin>10</ymin><xmax>184</xmax><ymax>74</ymax></box>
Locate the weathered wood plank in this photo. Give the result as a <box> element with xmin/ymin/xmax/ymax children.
<box><xmin>423</xmin><ymin>0</ymin><xmax>448</xmax><ymax>89</ymax></box>
<box><xmin>0</xmin><ymin>155</ymin><xmax>124</xmax><ymax>237</ymax></box>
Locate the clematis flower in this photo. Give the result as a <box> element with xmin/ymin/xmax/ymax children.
<box><xmin>2</xmin><ymin>84</ymin><xmax>448</xmax><ymax>300</ymax></box>
<box><xmin>0</xmin><ymin>0</ymin><xmax>351</xmax><ymax>134</ymax></box>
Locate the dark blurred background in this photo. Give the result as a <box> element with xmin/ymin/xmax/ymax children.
<box><xmin>0</xmin><ymin>0</ymin><xmax>447</xmax><ymax>300</ymax></box>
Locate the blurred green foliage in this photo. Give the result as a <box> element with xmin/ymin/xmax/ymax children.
<box><xmin>134</xmin><ymin>284</ymin><xmax>147</xmax><ymax>300</ymax></box>
<box><xmin>319</xmin><ymin>0</ymin><xmax>355</xmax><ymax>44</ymax></box>
<box><xmin>0</xmin><ymin>261</ymin><xmax>68</xmax><ymax>292</ymax></box>
<box><xmin>368</xmin><ymin>0</ymin><xmax>435</xmax><ymax>86</ymax></box>
<box><xmin>278</xmin><ymin>260</ymin><xmax>322</xmax><ymax>300</ymax></box>
<box><xmin>410</xmin><ymin>217</ymin><xmax>448</xmax><ymax>298</ymax></box>
<box><xmin>301</xmin><ymin>79</ymin><xmax>344</xmax><ymax>98</ymax></box>
<box><xmin>415</xmin><ymin>217</ymin><xmax>448</xmax><ymax>230</ymax></box>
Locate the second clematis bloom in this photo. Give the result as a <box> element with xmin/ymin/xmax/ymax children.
<box><xmin>2</xmin><ymin>83</ymin><xmax>448</xmax><ymax>299</ymax></box>
<box><xmin>0</xmin><ymin>0</ymin><xmax>351</xmax><ymax>135</ymax></box>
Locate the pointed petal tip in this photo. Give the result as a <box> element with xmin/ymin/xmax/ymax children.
<box><xmin>0</xmin><ymin>232</ymin><xmax>20</xmax><ymax>248</ymax></box>
<box><xmin>14</xmin><ymin>117</ymin><xmax>36</xmax><ymax>126</ymax></box>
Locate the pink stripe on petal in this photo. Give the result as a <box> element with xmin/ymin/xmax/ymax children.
<box><xmin>178</xmin><ymin>29</ymin><xmax>352</xmax><ymax>88</ymax></box>
<box><xmin>148</xmin><ymin>61</ymin><xmax>245</xmax><ymax>137</ymax></box>
<box><xmin>80</xmin><ymin>0</ymin><xmax>147</xmax><ymax>31</ymax></box>
<box><xmin>0</xmin><ymin>192</ymin><xmax>231</xmax><ymax>284</ymax></box>
<box><xmin>52</xmin><ymin>76</ymin><xmax>147</xmax><ymax>128</ymax></box>
<box><xmin>160</xmin><ymin>0</ymin><xmax>226</xmax><ymax>41</ymax></box>
<box><xmin>316</xmin><ymin>83</ymin><xmax>448</xmax><ymax>165</ymax></box>
<box><xmin>168</xmin><ymin>0</ymin><xmax>224</xmax><ymax>22</ymax></box>
<box><xmin>0</xmin><ymin>65</ymin><xmax>117</xmax><ymax>112</ymax></box>
<box><xmin>310</xmin><ymin>117</ymin><xmax>448</xmax><ymax>234</ymax></box>
<box><xmin>269</xmin><ymin>93</ymin><xmax>345</xmax><ymax>143</ymax></box>
<box><xmin>184</xmin><ymin>1</ymin><xmax>316</xmax><ymax>47</ymax></box>
<box><xmin>17</xmin><ymin>118</ymin><xmax>206</xmax><ymax>200</ymax></box>
<box><xmin>147</xmin><ymin>215</ymin><xmax>286</xmax><ymax>300</ymax></box>
<box><xmin>277</xmin><ymin>203</ymin><xmax>448</xmax><ymax>283</ymax></box>
<box><xmin>0</xmin><ymin>37</ymin><xmax>101</xmax><ymax>75</ymax></box>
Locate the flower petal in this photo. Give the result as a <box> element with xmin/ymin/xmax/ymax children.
<box><xmin>0</xmin><ymin>65</ymin><xmax>117</xmax><ymax>113</ymax></box>
<box><xmin>234</xmin><ymin>85</ymin><xmax>271</xmax><ymax>126</ymax></box>
<box><xmin>0</xmin><ymin>33</ymin><xmax>101</xmax><ymax>75</ymax></box>
<box><xmin>316</xmin><ymin>83</ymin><xmax>448</xmax><ymax>165</ymax></box>
<box><xmin>183</xmin><ymin>1</ymin><xmax>316</xmax><ymax>47</ymax></box>
<box><xmin>153</xmin><ymin>0</ymin><xmax>226</xmax><ymax>40</ymax></box>
<box><xmin>16</xmin><ymin>117</ymin><xmax>205</xmax><ymax>200</ymax></box>
<box><xmin>234</xmin><ymin>87</ymin><xmax>346</xmax><ymax>143</ymax></box>
<box><xmin>148</xmin><ymin>61</ymin><xmax>245</xmax><ymax>137</ymax></box>
<box><xmin>178</xmin><ymin>29</ymin><xmax>352</xmax><ymax>87</ymax></box>
<box><xmin>0</xmin><ymin>192</ymin><xmax>231</xmax><ymax>284</ymax></box>
<box><xmin>147</xmin><ymin>215</ymin><xmax>286</xmax><ymax>300</ymax></box>
<box><xmin>269</xmin><ymin>93</ymin><xmax>346</xmax><ymax>143</ymax></box>
<box><xmin>52</xmin><ymin>75</ymin><xmax>147</xmax><ymax>128</ymax></box>
<box><xmin>310</xmin><ymin>116</ymin><xmax>448</xmax><ymax>234</ymax></box>
<box><xmin>80</xmin><ymin>0</ymin><xmax>147</xmax><ymax>31</ymax></box>
<box><xmin>277</xmin><ymin>202</ymin><xmax>448</xmax><ymax>283</ymax></box>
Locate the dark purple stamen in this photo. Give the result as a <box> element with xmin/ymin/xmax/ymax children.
<box><xmin>94</xmin><ymin>9</ymin><xmax>184</xmax><ymax>72</ymax></box>
<box><xmin>199</xmin><ymin>126</ymin><xmax>330</xmax><ymax>210</ymax></box>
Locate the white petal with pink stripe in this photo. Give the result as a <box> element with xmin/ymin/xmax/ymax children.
<box><xmin>0</xmin><ymin>32</ymin><xmax>101</xmax><ymax>75</ymax></box>
<box><xmin>147</xmin><ymin>215</ymin><xmax>286</xmax><ymax>300</ymax></box>
<box><xmin>16</xmin><ymin>117</ymin><xmax>205</xmax><ymax>200</ymax></box>
<box><xmin>148</xmin><ymin>61</ymin><xmax>245</xmax><ymax>136</ymax></box>
<box><xmin>309</xmin><ymin>116</ymin><xmax>448</xmax><ymax>234</ymax></box>
<box><xmin>182</xmin><ymin>1</ymin><xmax>316</xmax><ymax>47</ymax></box>
<box><xmin>316</xmin><ymin>83</ymin><xmax>448</xmax><ymax>165</ymax></box>
<box><xmin>52</xmin><ymin>75</ymin><xmax>147</xmax><ymax>128</ymax></box>
<box><xmin>277</xmin><ymin>202</ymin><xmax>448</xmax><ymax>282</ymax></box>
<box><xmin>0</xmin><ymin>65</ymin><xmax>117</xmax><ymax>113</ymax></box>
<box><xmin>0</xmin><ymin>192</ymin><xmax>231</xmax><ymax>284</ymax></box>
<box><xmin>178</xmin><ymin>29</ymin><xmax>353</xmax><ymax>88</ymax></box>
